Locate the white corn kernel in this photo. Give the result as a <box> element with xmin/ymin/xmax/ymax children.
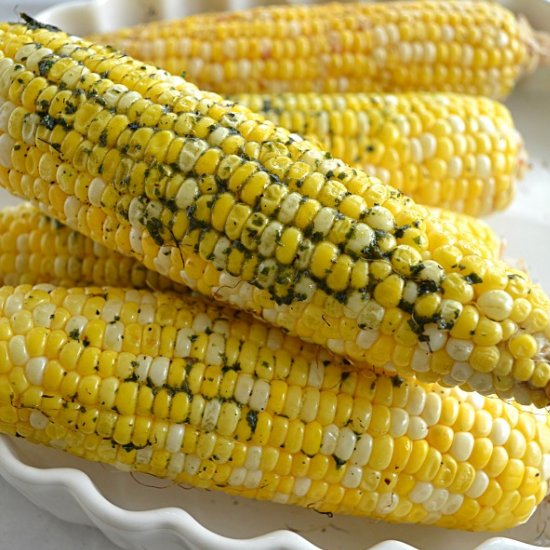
<box><xmin>407</xmin><ymin>386</ymin><xmax>427</xmax><ymax>415</ymax></box>
<box><xmin>442</xmin><ymin>494</ymin><xmax>463</xmax><ymax>515</ymax></box>
<box><xmin>450</xmin><ymin>432</ymin><xmax>475</xmax><ymax>462</ymax></box>
<box><xmin>447</xmin><ymin>115</ymin><xmax>465</xmax><ymax>134</ymax></box>
<box><xmin>278</xmin><ymin>192</ymin><xmax>302</xmax><ymax>224</ymax></box>
<box><xmin>104</xmin><ymin>321</ymin><xmax>123</xmax><ymax>352</ymax></box>
<box><xmin>469</xmin><ymin>372</ymin><xmax>493</xmax><ymax>393</ymax></box>
<box><xmin>258</xmin><ymin>221</ymin><xmax>284</xmax><ymax>257</ymax></box>
<box><xmin>411</xmin><ymin>349</ymin><xmax>431</xmax><ymax>373</ymax></box>
<box><xmin>446</xmin><ymin>338</ymin><xmax>473</xmax><ymax>362</ymax></box>
<box><xmin>477</xmin><ymin>290</ymin><xmax>514</xmax><ymax>322</ymax></box>
<box><xmin>342</xmin><ymin>466</ymin><xmax>362</xmax><ymax>489</ymax></box>
<box><xmin>321</xmin><ymin>424</ymin><xmax>339</xmax><ymax>455</ymax></box>
<box><xmin>0</xmin><ymin>100</ymin><xmax>15</xmax><ymax>132</ymax></box>
<box><xmin>25</xmin><ymin>357</ymin><xmax>47</xmax><ymax>386</ymax></box>
<box><xmin>244</xmin><ymin>469</ymin><xmax>262</xmax><ymax>489</ymax></box>
<box><xmin>350</xmin><ymin>434</ymin><xmax>373</xmax><ymax>466</ymax></box>
<box><xmin>32</xmin><ymin>303</ymin><xmax>56</xmax><ymax>328</ymax></box>
<box><xmin>8</xmin><ymin>335</ymin><xmax>28</xmax><ymax>366</ymax></box>
<box><xmin>312</xmin><ymin>207</ymin><xmax>336</xmax><ymax>235</ymax></box>
<box><xmin>423</xmin><ymin>488</ymin><xmax>449</xmax><ymax>513</ymax></box>
<box><xmin>451</xmin><ymin>362</ymin><xmax>473</xmax><ymax>383</ymax></box>
<box><xmin>365</xmin><ymin>206</ymin><xmax>394</xmax><ymax>232</ymax></box>
<box><xmin>175</xmin><ymin>178</ymin><xmax>199</xmax><ymax>209</ymax></box>
<box><xmin>422</xmin><ymin>394</ymin><xmax>442</xmax><ymax>426</ymax></box>
<box><xmin>335</xmin><ymin>427</ymin><xmax>356</xmax><ymax>461</ymax></box>
<box><xmin>29</xmin><ymin>410</ymin><xmax>49</xmax><ymax>430</ymax></box>
<box><xmin>174</xmin><ymin>329</ymin><xmax>193</xmax><ymax>358</ymax></box>
<box><xmin>0</xmin><ymin>133</ymin><xmax>14</xmax><ymax>168</ymax></box>
<box><xmin>490</xmin><ymin>417</ymin><xmax>511</xmax><ymax>445</ymax></box>
<box><xmin>148</xmin><ymin>357</ymin><xmax>170</xmax><ymax>386</ymax></box>
<box><xmin>201</xmin><ymin>400</ymin><xmax>222</xmax><ymax>432</ymax></box>
<box><xmin>178</xmin><ymin>139</ymin><xmax>208</xmax><ymax>172</ymax></box>
<box><xmin>307</xmin><ymin>359</ymin><xmax>324</xmax><ymax>389</ymax></box>
<box><xmin>293</xmin><ymin>477</ymin><xmax>312</xmax><ymax>496</ymax></box>
<box><xmin>346</xmin><ymin>223</ymin><xmax>375</xmax><ymax>255</ymax></box>
<box><xmin>356</xmin><ymin>329</ymin><xmax>379</xmax><ymax>350</ymax></box>
<box><xmin>476</xmin><ymin>154</ymin><xmax>492</xmax><ymax>178</ymax></box>
<box><xmin>134</xmin><ymin>355</ymin><xmax>152</xmax><ymax>381</ymax></box>
<box><xmin>166</xmin><ymin>425</ymin><xmax>185</xmax><ymax>453</ymax></box>
<box><xmin>376</xmin><ymin>492</ymin><xmax>398</xmax><ymax>515</ymax></box>
<box><xmin>410</xmin><ymin>138</ymin><xmax>423</xmax><ymax>163</ymax></box>
<box><xmin>409</xmin><ymin>482</ymin><xmax>434</xmax><ymax>504</ymax></box>
<box><xmin>407</xmin><ymin>416</ymin><xmax>428</xmax><ymax>440</ymax></box>
<box><xmin>234</xmin><ymin>373</ymin><xmax>254</xmax><ymax>405</ymax></box>
<box><xmin>88</xmin><ymin>177</ymin><xmax>106</xmax><ymax>208</ymax></box>
<box><xmin>5</xmin><ymin>294</ymin><xmax>23</xmax><ymax>316</ymax></box>
<box><xmin>390</xmin><ymin>408</ymin><xmax>409</xmax><ymax>437</ymax></box>
<box><xmin>420</xmin><ymin>133</ymin><xmax>436</xmax><ymax>159</ymax></box>
<box><xmin>184</xmin><ymin>454</ymin><xmax>201</xmax><ymax>476</ymax></box>
<box><xmin>419</xmin><ymin>324</ymin><xmax>447</xmax><ymax>352</ymax></box>
<box><xmin>135</xmin><ymin>447</ymin><xmax>154</xmax><ymax>466</ymax></box>
<box><xmin>466</xmin><ymin>471</ymin><xmax>489</xmax><ymax>499</ymax></box>
<box><xmin>236</xmin><ymin>448</ymin><xmax>260</xmax><ymax>473</ymax></box>
<box><xmin>153</xmin><ymin>247</ymin><xmax>172</xmax><ymax>276</ymax></box>
<box><xmin>249</xmin><ymin>379</ymin><xmax>270</xmax><ymax>411</ymax></box>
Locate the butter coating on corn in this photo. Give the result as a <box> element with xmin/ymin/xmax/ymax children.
<box><xmin>0</xmin><ymin>22</ymin><xmax>548</xmax><ymax>407</ymax></box>
<box><xmin>230</xmin><ymin>92</ymin><xmax>527</xmax><ymax>216</ymax></box>
<box><xmin>0</xmin><ymin>283</ymin><xmax>550</xmax><ymax>531</ymax></box>
<box><xmin>87</xmin><ymin>1</ymin><xmax>549</xmax><ymax>99</ymax></box>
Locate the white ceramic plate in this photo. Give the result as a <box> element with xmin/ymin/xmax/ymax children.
<box><xmin>0</xmin><ymin>1</ymin><xmax>550</xmax><ymax>549</ymax></box>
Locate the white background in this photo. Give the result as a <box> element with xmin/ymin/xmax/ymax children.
<box><xmin>0</xmin><ymin>5</ymin><xmax>119</xmax><ymax>550</ymax></box>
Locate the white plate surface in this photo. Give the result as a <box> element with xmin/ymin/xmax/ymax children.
<box><xmin>0</xmin><ymin>1</ymin><xmax>550</xmax><ymax>549</ymax></box>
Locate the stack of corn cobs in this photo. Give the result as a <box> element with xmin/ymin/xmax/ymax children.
<box><xmin>0</xmin><ymin>0</ymin><xmax>550</xmax><ymax>533</ymax></box>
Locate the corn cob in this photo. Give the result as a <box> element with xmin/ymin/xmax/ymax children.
<box><xmin>230</xmin><ymin>92</ymin><xmax>526</xmax><ymax>216</ymax></box>
<box><xmin>0</xmin><ymin>202</ymin><xmax>184</xmax><ymax>290</ymax></box>
<box><xmin>86</xmin><ymin>1</ymin><xmax>550</xmax><ymax>99</ymax></box>
<box><xmin>0</xmin><ymin>22</ymin><xmax>549</xmax><ymax>407</ymax></box>
<box><xmin>1</xmin><ymin>282</ymin><xmax>550</xmax><ymax>531</ymax></box>
<box><xmin>0</xmin><ymin>202</ymin><xmax>502</xmax><ymax>290</ymax></box>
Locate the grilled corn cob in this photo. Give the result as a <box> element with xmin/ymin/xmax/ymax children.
<box><xmin>230</xmin><ymin>92</ymin><xmax>526</xmax><ymax>215</ymax></box>
<box><xmin>1</xmin><ymin>283</ymin><xmax>550</xmax><ymax>531</ymax></box>
<box><xmin>0</xmin><ymin>21</ymin><xmax>549</xmax><ymax>407</ymax></box>
<box><xmin>87</xmin><ymin>1</ymin><xmax>550</xmax><ymax>99</ymax></box>
<box><xmin>0</xmin><ymin>203</ymin><xmax>502</xmax><ymax>289</ymax></box>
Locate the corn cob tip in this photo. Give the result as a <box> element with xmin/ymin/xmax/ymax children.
<box><xmin>516</xmin><ymin>136</ymin><xmax>530</xmax><ymax>181</ymax></box>
<box><xmin>519</xmin><ymin>15</ymin><xmax>550</xmax><ymax>73</ymax></box>
<box><xmin>534</xmin><ymin>30</ymin><xmax>550</xmax><ymax>67</ymax></box>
